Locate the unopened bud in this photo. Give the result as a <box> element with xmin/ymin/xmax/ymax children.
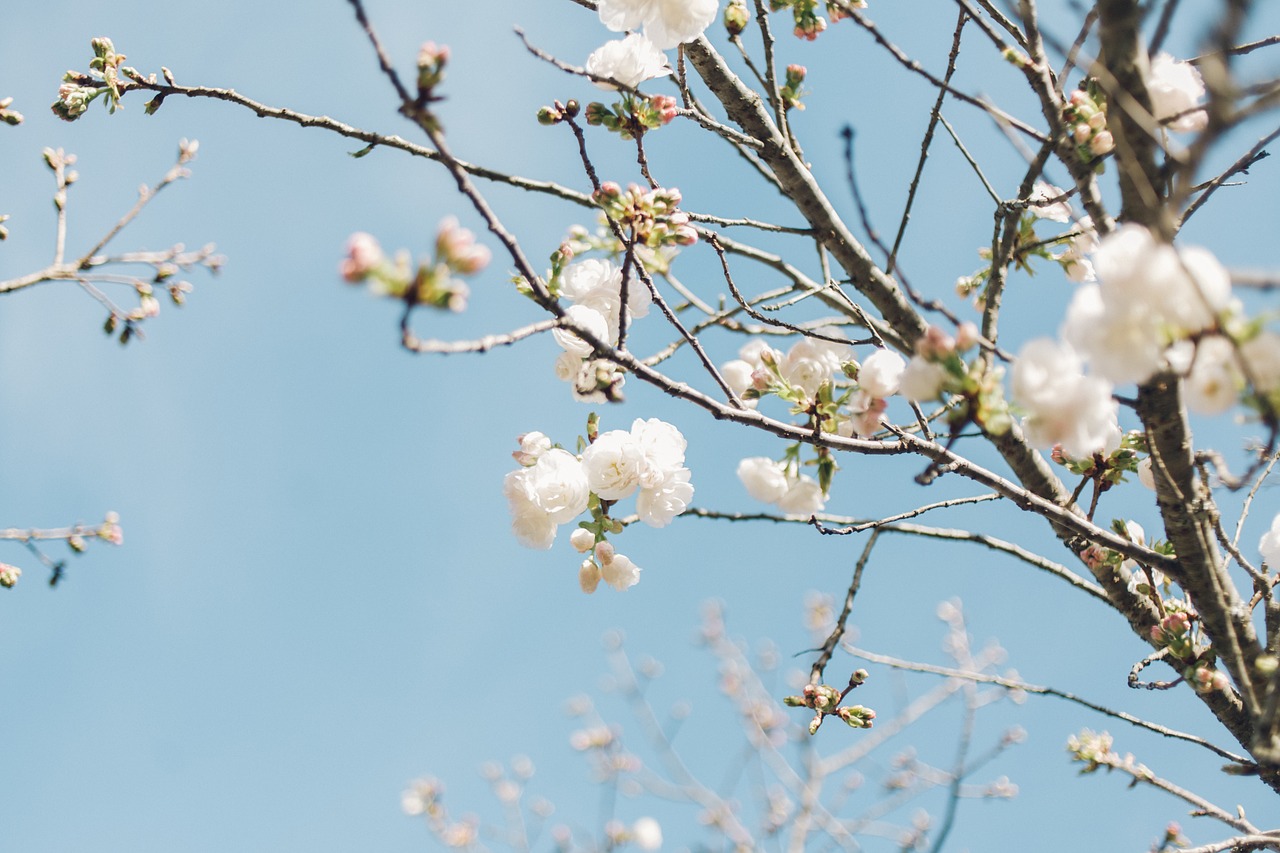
<box><xmin>579</xmin><ymin>559</ymin><xmax>601</xmax><ymax>594</ymax></box>
<box><xmin>724</xmin><ymin>0</ymin><xmax>749</xmax><ymax>36</ymax></box>
<box><xmin>0</xmin><ymin>563</ymin><xmax>20</xmax><ymax>588</ymax></box>
<box><xmin>569</xmin><ymin>528</ymin><xmax>595</xmax><ymax>553</ymax></box>
<box><xmin>1089</xmin><ymin>130</ymin><xmax>1114</xmax><ymax>156</ymax></box>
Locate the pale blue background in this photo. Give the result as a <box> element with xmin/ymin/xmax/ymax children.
<box><xmin>3</xmin><ymin>2</ymin><xmax>1279</xmax><ymax>850</ymax></box>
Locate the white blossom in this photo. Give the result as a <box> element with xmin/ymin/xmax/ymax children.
<box><xmin>1065</xmin><ymin>225</ymin><xmax>1235</xmax><ymax>385</ymax></box>
<box><xmin>525</xmin><ymin>449</ymin><xmax>591</xmax><ymax>524</ymax></box>
<box><xmin>899</xmin><ymin>356</ymin><xmax>948</xmax><ymax>401</ymax></box>
<box><xmin>839</xmin><ymin>391</ymin><xmax>887</xmax><ymax>438</ymax></box>
<box><xmin>561</xmin><ymin>259</ymin><xmax>650</xmax><ymax>340</ymax></box>
<box><xmin>585</xmin><ymin>33</ymin><xmax>671</xmax><ymax>89</ymax></box>
<box><xmin>1148</xmin><ymin>52</ymin><xmax>1208</xmax><ymax>133</ymax></box>
<box><xmin>1183</xmin><ymin>336</ymin><xmax>1241</xmax><ymax>415</ymax></box>
<box><xmin>1241</xmin><ymin>332</ymin><xmax>1280</xmax><ymax>395</ymax></box>
<box><xmin>1261</xmin><ymin>514</ymin><xmax>1280</xmax><ymax>567</ymax></box>
<box><xmin>1137</xmin><ymin>456</ymin><xmax>1157</xmax><ymax>491</ymax></box>
<box><xmin>637</xmin><ymin>467</ymin><xmax>693</xmax><ymax>527</ymax></box>
<box><xmin>630</xmin><ymin>417</ymin><xmax>687</xmax><ymax>489</ymax></box>
<box><xmin>579</xmin><ymin>559</ymin><xmax>602</xmax><ymax>593</ymax></box>
<box><xmin>597</xmin><ymin>0</ymin><xmax>651</xmax><ymax>33</ymax></box>
<box><xmin>781</xmin><ymin>335</ymin><xmax>849</xmax><ymax>397</ymax></box>
<box><xmin>599</xmin><ymin>0</ymin><xmax>718</xmax><ymax>50</ymax></box>
<box><xmin>582</xmin><ymin>429</ymin><xmax>645</xmax><ymax>500</ymax></box>
<box><xmin>858</xmin><ymin>349</ymin><xmax>906</xmax><ymax>398</ymax></box>
<box><xmin>1062</xmin><ymin>283</ymin><xmax>1165</xmax><ymax>385</ymax></box>
<box><xmin>1011</xmin><ymin>338</ymin><xmax>1118</xmax><ymax>458</ymax></box>
<box><xmin>632</xmin><ymin>817</ymin><xmax>663</xmax><ymax>851</ymax></box>
<box><xmin>553</xmin><ymin>304</ymin><xmax>610</xmax><ymax>355</ymax></box>
<box><xmin>554</xmin><ymin>351</ymin><xmax>584</xmax><ymax>383</ymax></box>
<box><xmin>504</xmin><ymin>469</ymin><xmax>559</xmax><ymax>550</ymax></box>
<box><xmin>513</xmin><ymin>431</ymin><xmax>552</xmax><ymax>466</ymax></box>
<box><xmin>738</xmin><ymin>457</ymin><xmax>790</xmax><ymax>504</ymax></box>
<box><xmin>777</xmin><ymin>475</ymin><xmax>825</xmax><ymax>516</ymax></box>
<box><xmin>600</xmin><ymin>551</ymin><xmax>642</xmax><ymax>590</ymax></box>
<box><xmin>721</xmin><ymin>359</ymin><xmax>758</xmax><ymax>407</ymax></box>
<box><xmin>569</xmin><ymin>528</ymin><xmax>596</xmax><ymax>553</ymax></box>
<box><xmin>1028</xmin><ymin>181</ymin><xmax>1072</xmax><ymax>223</ymax></box>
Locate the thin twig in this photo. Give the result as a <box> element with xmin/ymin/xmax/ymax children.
<box><xmin>846</xmin><ymin>646</ymin><xmax>1252</xmax><ymax>765</ymax></box>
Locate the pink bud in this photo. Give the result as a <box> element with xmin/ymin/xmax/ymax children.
<box><xmin>1089</xmin><ymin>131</ymin><xmax>1114</xmax><ymax>156</ymax></box>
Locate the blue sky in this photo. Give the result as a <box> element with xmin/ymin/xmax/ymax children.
<box><xmin>4</xmin><ymin>2</ymin><xmax>1280</xmax><ymax>851</ymax></box>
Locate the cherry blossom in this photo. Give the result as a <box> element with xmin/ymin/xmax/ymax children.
<box><xmin>597</xmin><ymin>0</ymin><xmax>719</xmax><ymax>50</ymax></box>
<box><xmin>1183</xmin><ymin>336</ymin><xmax>1241</xmax><ymax>415</ymax></box>
<box><xmin>585</xmin><ymin>33</ymin><xmax>671</xmax><ymax>90</ymax></box>
<box><xmin>780</xmin><ymin>334</ymin><xmax>850</xmax><ymax>397</ymax></box>
<box><xmin>1028</xmin><ymin>181</ymin><xmax>1072</xmax><ymax>223</ymax></box>
<box><xmin>737</xmin><ymin>457</ymin><xmax>790</xmax><ymax>504</ymax></box>
<box><xmin>776</xmin><ymin>475</ymin><xmax>825</xmax><ymax>516</ymax></box>
<box><xmin>1260</xmin><ymin>514</ymin><xmax>1280</xmax><ymax>567</ymax></box>
<box><xmin>599</xmin><ymin>550</ymin><xmax>642</xmax><ymax>590</ymax></box>
<box><xmin>1011</xmin><ymin>338</ymin><xmax>1118</xmax><ymax>458</ymax></box>
<box><xmin>553</xmin><ymin>303</ymin><xmax>610</xmax><ymax>355</ymax></box>
<box><xmin>857</xmin><ymin>348</ymin><xmax>906</xmax><ymax>398</ymax></box>
<box><xmin>1148</xmin><ymin>53</ymin><xmax>1208</xmax><ymax>133</ymax></box>
<box><xmin>582</xmin><ymin>429</ymin><xmax>647</xmax><ymax>500</ymax></box>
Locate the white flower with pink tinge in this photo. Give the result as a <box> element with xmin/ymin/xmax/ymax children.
<box><xmin>597</xmin><ymin>0</ymin><xmax>719</xmax><ymax>50</ymax></box>
<box><xmin>585</xmin><ymin>33</ymin><xmax>671</xmax><ymax>89</ymax></box>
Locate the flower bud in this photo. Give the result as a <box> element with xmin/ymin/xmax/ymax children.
<box><xmin>1088</xmin><ymin>130</ymin><xmax>1114</xmax><ymax>156</ymax></box>
<box><xmin>579</xmin><ymin>559</ymin><xmax>601</xmax><ymax>594</ymax></box>
<box><xmin>416</xmin><ymin>41</ymin><xmax>449</xmax><ymax>93</ymax></box>
<box><xmin>569</xmin><ymin>528</ymin><xmax>595</xmax><ymax>553</ymax></box>
<box><xmin>0</xmin><ymin>563</ymin><xmax>21</xmax><ymax>588</ymax></box>
<box><xmin>1002</xmin><ymin>47</ymin><xmax>1029</xmax><ymax>68</ymax></box>
<box><xmin>724</xmin><ymin>0</ymin><xmax>749</xmax><ymax>35</ymax></box>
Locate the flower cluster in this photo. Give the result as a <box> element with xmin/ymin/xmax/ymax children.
<box><xmin>1065</xmin><ymin>728</ymin><xmax>1116</xmax><ymax>773</ymax></box>
<box><xmin>1148</xmin><ymin>53</ymin><xmax>1207</xmax><ymax>133</ymax></box>
<box><xmin>593</xmin><ymin>182</ymin><xmax>697</xmax><ymax>250</ymax></box>
<box><xmin>725</xmin><ymin>336</ymin><xmax>908</xmax><ymax>509</ymax></box>
<box><xmin>504</xmin><ymin>418</ymin><xmax>693</xmax><ymax>592</ymax></box>
<box><xmin>779</xmin><ymin>64</ymin><xmax>807</xmax><ymax>110</ymax></box>
<box><xmin>783</xmin><ymin>670</ymin><xmax>875</xmax><ymax>734</ymax></box>
<box><xmin>738</xmin><ymin>457</ymin><xmax>826</xmax><ymax>516</ymax></box>
<box><xmin>52</xmin><ymin>37</ymin><xmax>128</xmax><ymax>121</ymax></box>
<box><xmin>899</xmin><ymin>324</ymin><xmax>1011</xmax><ymax>435</ymax></box>
<box><xmin>721</xmin><ymin>335</ymin><xmax>853</xmax><ymax>405</ymax></box>
<box><xmin>584</xmin><ymin>93</ymin><xmax>678</xmax><ymax>139</ymax></box>
<box><xmin>1149</xmin><ymin>608</ymin><xmax>1200</xmax><ymax>661</ymax></box>
<box><xmin>1063</xmin><ymin>224</ymin><xmax>1234</xmax><ymax>386</ymax></box>
<box><xmin>958</xmin><ymin>183</ymin><xmax>1097</xmax><ymax>300</ymax></box>
<box><xmin>1011</xmin><ymin>338</ymin><xmax>1118</xmax><ymax>458</ymax></box>
<box><xmin>597</xmin><ymin>0</ymin><xmax>719</xmax><ymax>50</ymax></box>
<box><xmin>766</xmin><ymin>0</ymin><xmax>848</xmax><ymax>40</ymax></box>
<box><xmin>1062</xmin><ymin>84</ymin><xmax>1114</xmax><ymax>162</ymax></box>
<box><xmin>416</xmin><ymin>42</ymin><xmax>449</xmax><ymax>97</ymax></box>
<box><xmin>548</xmin><ymin>256</ymin><xmax>652</xmax><ymax>401</ymax></box>
<box><xmin>339</xmin><ymin>218</ymin><xmax>489</xmax><ymax>311</ymax></box>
